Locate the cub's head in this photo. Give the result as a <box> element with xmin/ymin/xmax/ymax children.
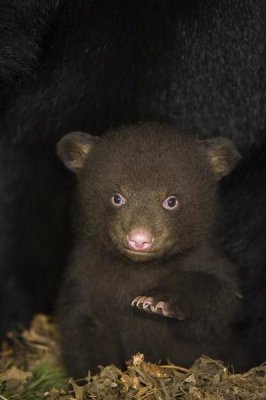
<box><xmin>57</xmin><ymin>123</ymin><xmax>241</xmax><ymax>261</ymax></box>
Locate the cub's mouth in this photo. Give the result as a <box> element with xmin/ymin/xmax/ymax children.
<box><xmin>123</xmin><ymin>247</ymin><xmax>159</xmax><ymax>261</ymax></box>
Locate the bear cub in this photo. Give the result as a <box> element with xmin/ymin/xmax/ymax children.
<box><xmin>57</xmin><ymin>123</ymin><xmax>243</xmax><ymax>378</ymax></box>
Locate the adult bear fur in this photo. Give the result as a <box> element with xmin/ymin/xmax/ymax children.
<box><xmin>0</xmin><ymin>0</ymin><xmax>265</xmax><ymax>368</ymax></box>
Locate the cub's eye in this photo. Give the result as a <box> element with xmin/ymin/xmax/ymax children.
<box><xmin>111</xmin><ymin>193</ymin><xmax>126</xmax><ymax>207</ymax></box>
<box><xmin>162</xmin><ymin>195</ymin><xmax>179</xmax><ymax>210</ymax></box>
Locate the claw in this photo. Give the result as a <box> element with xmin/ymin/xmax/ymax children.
<box><xmin>142</xmin><ymin>302</ymin><xmax>151</xmax><ymax>309</ymax></box>
<box><xmin>136</xmin><ymin>296</ymin><xmax>146</xmax><ymax>308</ymax></box>
<box><xmin>131</xmin><ymin>295</ymin><xmax>185</xmax><ymax>320</ymax></box>
<box><xmin>131</xmin><ymin>296</ymin><xmax>153</xmax><ymax>309</ymax></box>
<box><xmin>131</xmin><ymin>296</ymin><xmax>142</xmax><ymax>307</ymax></box>
<box><xmin>154</xmin><ymin>301</ymin><xmax>165</xmax><ymax>312</ymax></box>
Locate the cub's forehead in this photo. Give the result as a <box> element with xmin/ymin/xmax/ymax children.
<box><xmin>93</xmin><ymin>126</ymin><xmax>203</xmax><ymax>166</ymax></box>
<box><xmin>86</xmin><ymin>126</ymin><xmax>209</xmax><ymax>189</ymax></box>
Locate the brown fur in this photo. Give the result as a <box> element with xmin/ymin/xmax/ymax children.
<box><xmin>57</xmin><ymin>123</ymin><xmax>243</xmax><ymax>378</ymax></box>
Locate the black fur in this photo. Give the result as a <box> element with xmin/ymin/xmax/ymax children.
<box><xmin>0</xmin><ymin>0</ymin><xmax>265</xmax><ymax>370</ymax></box>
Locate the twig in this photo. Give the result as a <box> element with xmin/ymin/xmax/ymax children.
<box><xmin>160</xmin><ymin>365</ymin><xmax>189</xmax><ymax>373</ymax></box>
<box><xmin>201</xmin><ymin>355</ymin><xmax>228</xmax><ymax>372</ymax></box>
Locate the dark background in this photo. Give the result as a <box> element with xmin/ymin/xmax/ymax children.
<box><xmin>0</xmin><ymin>0</ymin><xmax>265</xmax><ymax>368</ymax></box>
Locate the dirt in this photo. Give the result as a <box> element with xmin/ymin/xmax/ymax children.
<box><xmin>0</xmin><ymin>315</ymin><xmax>265</xmax><ymax>400</ymax></box>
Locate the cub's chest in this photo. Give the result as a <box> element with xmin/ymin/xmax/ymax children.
<box><xmin>85</xmin><ymin>261</ymin><xmax>169</xmax><ymax>311</ymax></box>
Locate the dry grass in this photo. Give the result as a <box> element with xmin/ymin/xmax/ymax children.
<box><xmin>0</xmin><ymin>315</ymin><xmax>265</xmax><ymax>400</ymax></box>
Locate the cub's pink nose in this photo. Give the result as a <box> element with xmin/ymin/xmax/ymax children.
<box><xmin>127</xmin><ymin>230</ymin><xmax>154</xmax><ymax>251</ymax></box>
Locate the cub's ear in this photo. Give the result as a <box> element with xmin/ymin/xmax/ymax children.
<box><xmin>57</xmin><ymin>131</ymin><xmax>99</xmax><ymax>173</ymax></box>
<box><xmin>200</xmin><ymin>137</ymin><xmax>242</xmax><ymax>180</ymax></box>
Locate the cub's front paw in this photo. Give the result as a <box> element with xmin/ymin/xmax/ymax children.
<box><xmin>131</xmin><ymin>295</ymin><xmax>185</xmax><ymax>320</ymax></box>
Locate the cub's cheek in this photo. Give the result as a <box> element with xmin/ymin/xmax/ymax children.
<box><xmin>107</xmin><ymin>226</ymin><xmax>127</xmax><ymax>249</ymax></box>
